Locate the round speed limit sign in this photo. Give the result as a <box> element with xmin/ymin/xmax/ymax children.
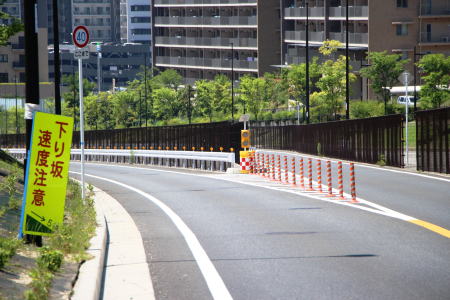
<box><xmin>72</xmin><ymin>26</ymin><xmax>89</xmax><ymax>48</ymax></box>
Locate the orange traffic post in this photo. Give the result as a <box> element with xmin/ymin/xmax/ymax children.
<box><xmin>291</xmin><ymin>156</ymin><xmax>296</xmax><ymax>186</ymax></box>
<box><xmin>316</xmin><ymin>159</ymin><xmax>322</xmax><ymax>193</ymax></box>
<box><xmin>284</xmin><ymin>156</ymin><xmax>288</xmax><ymax>184</ymax></box>
<box><xmin>307</xmin><ymin>158</ymin><xmax>314</xmax><ymax>191</ymax></box>
<box><xmin>337</xmin><ymin>161</ymin><xmax>345</xmax><ymax>200</ymax></box>
<box><xmin>350</xmin><ymin>163</ymin><xmax>358</xmax><ymax>203</ymax></box>
<box><xmin>298</xmin><ymin>157</ymin><xmax>305</xmax><ymax>189</ymax></box>
<box><xmin>271</xmin><ymin>154</ymin><xmax>275</xmax><ymax>180</ymax></box>
<box><xmin>325</xmin><ymin>160</ymin><xmax>334</xmax><ymax>197</ymax></box>
<box><xmin>277</xmin><ymin>155</ymin><xmax>282</xmax><ymax>182</ymax></box>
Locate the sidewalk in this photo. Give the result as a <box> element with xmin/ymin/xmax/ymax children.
<box><xmin>72</xmin><ymin>186</ymin><xmax>155</xmax><ymax>300</ymax></box>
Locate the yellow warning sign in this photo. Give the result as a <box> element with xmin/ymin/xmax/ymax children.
<box><xmin>20</xmin><ymin>112</ymin><xmax>74</xmax><ymax>236</ymax></box>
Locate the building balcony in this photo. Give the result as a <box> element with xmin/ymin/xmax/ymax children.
<box><xmin>284</xmin><ymin>7</ymin><xmax>325</xmax><ymax>19</ymax></box>
<box><xmin>12</xmin><ymin>61</ymin><xmax>25</xmax><ymax>69</ymax></box>
<box><xmin>285</xmin><ymin>54</ymin><xmax>363</xmax><ymax>71</ymax></box>
<box><xmin>329</xmin><ymin>32</ymin><xmax>368</xmax><ymax>45</ymax></box>
<box><xmin>155</xmin><ymin>0</ymin><xmax>257</xmax><ymax>6</ymax></box>
<box><xmin>155</xmin><ymin>56</ymin><xmax>257</xmax><ymax>70</ymax></box>
<box><xmin>154</xmin><ymin>16</ymin><xmax>257</xmax><ymax>26</ymax></box>
<box><xmin>73</xmin><ymin>12</ymin><xmax>111</xmax><ymax>16</ymax></box>
<box><xmin>285</xmin><ymin>31</ymin><xmax>325</xmax><ymax>43</ymax></box>
<box><xmin>419</xmin><ymin>6</ymin><xmax>450</xmax><ymax>17</ymax></box>
<box><xmin>329</xmin><ymin>6</ymin><xmax>368</xmax><ymax>19</ymax></box>
<box><xmin>419</xmin><ymin>33</ymin><xmax>450</xmax><ymax>45</ymax></box>
<box><xmin>11</xmin><ymin>43</ymin><xmax>24</xmax><ymax>50</ymax></box>
<box><xmin>155</xmin><ymin>36</ymin><xmax>257</xmax><ymax>48</ymax></box>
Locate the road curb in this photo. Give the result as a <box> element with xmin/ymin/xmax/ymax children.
<box><xmin>71</xmin><ymin>187</ymin><xmax>108</xmax><ymax>300</ymax></box>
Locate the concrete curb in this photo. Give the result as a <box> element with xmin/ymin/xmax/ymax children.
<box><xmin>71</xmin><ymin>187</ymin><xmax>108</xmax><ymax>300</ymax></box>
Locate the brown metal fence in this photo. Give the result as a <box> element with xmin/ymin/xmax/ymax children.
<box><xmin>251</xmin><ymin>114</ymin><xmax>404</xmax><ymax>167</ymax></box>
<box><xmin>0</xmin><ymin>121</ymin><xmax>243</xmax><ymax>163</ymax></box>
<box><xmin>416</xmin><ymin>107</ymin><xmax>450</xmax><ymax>174</ymax></box>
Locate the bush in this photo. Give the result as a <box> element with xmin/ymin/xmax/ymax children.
<box><xmin>47</xmin><ymin>180</ymin><xmax>96</xmax><ymax>256</ymax></box>
<box><xmin>0</xmin><ymin>237</ymin><xmax>21</xmax><ymax>269</ymax></box>
<box><xmin>24</xmin><ymin>268</ymin><xmax>53</xmax><ymax>300</ymax></box>
<box><xmin>37</xmin><ymin>246</ymin><xmax>63</xmax><ymax>273</ymax></box>
<box><xmin>350</xmin><ymin>101</ymin><xmax>384</xmax><ymax>119</ymax></box>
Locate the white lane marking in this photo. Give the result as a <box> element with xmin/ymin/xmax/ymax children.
<box><xmin>263</xmin><ymin>150</ymin><xmax>450</xmax><ymax>183</ymax></box>
<box><xmin>69</xmin><ymin>171</ymin><xmax>233</xmax><ymax>300</ymax></box>
<box><xmin>70</xmin><ymin>163</ymin><xmax>417</xmax><ymax>223</ymax></box>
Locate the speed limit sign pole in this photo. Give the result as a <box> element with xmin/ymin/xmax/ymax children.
<box><xmin>72</xmin><ymin>25</ymin><xmax>89</xmax><ymax>200</ymax></box>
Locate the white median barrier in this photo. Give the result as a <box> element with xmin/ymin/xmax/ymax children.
<box><xmin>5</xmin><ymin>148</ymin><xmax>235</xmax><ymax>172</ymax></box>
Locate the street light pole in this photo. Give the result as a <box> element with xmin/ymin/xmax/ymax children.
<box><xmin>144</xmin><ymin>51</ymin><xmax>148</xmax><ymax>126</ymax></box>
<box><xmin>52</xmin><ymin>0</ymin><xmax>61</xmax><ymax>115</ymax></box>
<box><xmin>305</xmin><ymin>0</ymin><xmax>310</xmax><ymax>124</ymax></box>
<box><xmin>187</xmin><ymin>85</ymin><xmax>192</xmax><ymax>125</ymax></box>
<box><xmin>345</xmin><ymin>0</ymin><xmax>350</xmax><ymax>119</ymax></box>
<box><xmin>15</xmin><ymin>75</ymin><xmax>18</xmax><ymax>134</ymax></box>
<box><xmin>231</xmin><ymin>42</ymin><xmax>235</xmax><ymax>122</ymax></box>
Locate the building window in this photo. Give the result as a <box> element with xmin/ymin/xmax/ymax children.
<box><xmin>0</xmin><ymin>73</ymin><xmax>8</xmax><ymax>82</ymax></box>
<box><xmin>130</xmin><ymin>5</ymin><xmax>150</xmax><ymax>12</ymax></box>
<box><xmin>396</xmin><ymin>0</ymin><xmax>408</xmax><ymax>7</ymax></box>
<box><xmin>396</xmin><ymin>24</ymin><xmax>408</xmax><ymax>36</ymax></box>
<box><xmin>131</xmin><ymin>28</ymin><xmax>151</xmax><ymax>35</ymax></box>
<box><xmin>0</xmin><ymin>54</ymin><xmax>8</xmax><ymax>63</ymax></box>
<box><xmin>19</xmin><ymin>72</ymin><xmax>25</xmax><ymax>82</ymax></box>
<box><xmin>131</xmin><ymin>17</ymin><xmax>151</xmax><ymax>23</ymax></box>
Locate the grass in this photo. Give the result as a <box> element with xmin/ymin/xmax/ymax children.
<box><xmin>404</xmin><ymin>121</ymin><xmax>416</xmax><ymax>150</ymax></box>
<box><xmin>1</xmin><ymin>151</ymin><xmax>97</xmax><ymax>299</ymax></box>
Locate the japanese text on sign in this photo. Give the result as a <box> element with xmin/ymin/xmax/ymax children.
<box><xmin>19</xmin><ymin>112</ymin><xmax>74</xmax><ymax>237</ymax></box>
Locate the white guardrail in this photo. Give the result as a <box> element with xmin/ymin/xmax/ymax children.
<box><xmin>5</xmin><ymin>148</ymin><xmax>236</xmax><ymax>172</ymax></box>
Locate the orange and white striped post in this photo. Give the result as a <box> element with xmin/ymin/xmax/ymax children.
<box><xmin>284</xmin><ymin>156</ymin><xmax>288</xmax><ymax>184</ymax></box>
<box><xmin>350</xmin><ymin>163</ymin><xmax>358</xmax><ymax>203</ymax></box>
<box><xmin>299</xmin><ymin>157</ymin><xmax>305</xmax><ymax>189</ymax></box>
<box><xmin>291</xmin><ymin>156</ymin><xmax>296</xmax><ymax>186</ymax></box>
<box><xmin>277</xmin><ymin>155</ymin><xmax>282</xmax><ymax>182</ymax></box>
<box><xmin>265</xmin><ymin>153</ymin><xmax>269</xmax><ymax>177</ymax></box>
<box><xmin>262</xmin><ymin>153</ymin><xmax>266</xmax><ymax>176</ymax></box>
<box><xmin>256</xmin><ymin>153</ymin><xmax>264</xmax><ymax>176</ymax></box>
<box><xmin>307</xmin><ymin>158</ymin><xmax>313</xmax><ymax>191</ymax></box>
<box><xmin>268</xmin><ymin>154</ymin><xmax>272</xmax><ymax>179</ymax></box>
<box><xmin>316</xmin><ymin>159</ymin><xmax>322</xmax><ymax>193</ymax></box>
<box><xmin>326</xmin><ymin>160</ymin><xmax>334</xmax><ymax>197</ymax></box>
<box><xmin>337</xmin><ymin>161</ymin><xmax>345</xmax><ymax>200</ymax></box>
<box><xmin>271</xmin><ymin>154</ymin><xmax>275</xmax><ymax>180</ymax></box>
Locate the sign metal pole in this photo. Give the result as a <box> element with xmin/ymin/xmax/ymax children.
<box><xmin>404</xmin><ymin>73</ymin><xmax>409</xmax><ymax>167</ymax></box>
<box><xmin>78</xmin><ymin>58</ymin><xmax>85</xmax><ymax>200</ymax></box>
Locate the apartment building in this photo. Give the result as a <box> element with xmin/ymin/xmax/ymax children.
<box><xmin>120</xmin><ymin>0</ymin><xmax>153</xmax><ymax>44</ymax></box>
<box><xmin>282</xmin><ymin>0</ymin><xmax>449</xmax><ymax>99</ymax></box>
<box><xmin>152</xmin><ymin>0</ymin><xmax>280</xmax><ymax>85</ymax></box>
<box><xmin>46</xmin><ymin>0</ymin><xmax>73</xmax><ymax>44</ymax></box>
<box><xmin>48</xmin><ymin>43</ymin><xmax>151</xmax><ymax>91</ymax></box>
<box><xmin>72</xmin><ymin>0</ymin><xmax>120</xmax><ymax>43</ymax></box>
<box><xmin>370</xmin><ymin>0</ymin><xmax>450</xmax><ymax>57</ymax></box>
<box><xmin>0</xmin><ymin>0</ymin><xmax>50</xmax><ymax>97</ymax></box>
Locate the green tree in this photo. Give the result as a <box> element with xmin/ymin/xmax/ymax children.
<box><xmin>417</xmin><ymin>54</ymin><xmax>450</xmax><ymax>109</ymax></box>
<box><xmin>61</xmin><ymin>73</ymin><xmax>96</xmax><ymax>127</ymax></box>
<box><xmin>111</xmin><ymin>91</ymin><xmax>138</xmax><ymax>128</ymax></box>
<box><xmin>285</xmin><ymin>58</ymin><xmax>320</xmax><ymax>113</ymax></box>
<box><xmin>360</xmin><ymin>51</ymin><xmax>408</xmax><ymax>113</ymax></box>
<box><xmin>152</xmin><ymin>69</ymin><xmax>182</xmax><ymax>90</ymax></box>
<box><xmin>315</xmin><ymin>55</ymin><xmax>356</xmax><ymax>120</ymax></box>
<box><xmin>194</xmin><ymin>79</ymin><xmax>215</xmax><ymax>122</ymax></box>
<box><xmin>238</xmin><ymin>75</ymin><xmax>268</xmax><ymax>120</ymax></box>
<box><xmin>0</xmin><ymin>0</ymin><xmax>23</xmax><ymax>46</ymax></box>
<box><xmin>210</xmin><ymin>74</ymin><xmax>231</xmax><ymax>117</ymax></box>
<box><xmin>152</xmin><ymin>87</ymin><xmax>181</xmax><ymax>121</ymax></box>
<box><xmin>84</xmin><ymin>92</ymin><xmax>115</xmax><ymax>130</ymax></box>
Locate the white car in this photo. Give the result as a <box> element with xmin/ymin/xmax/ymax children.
<box><xmin>397</xmin><ymin>96</ymin><xmax>418</xmax><ymax>106</ymax></box>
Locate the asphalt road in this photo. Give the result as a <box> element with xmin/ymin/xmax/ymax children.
<box><xmin>70</xmin><ymin>161</ymin><xmax>450</xmax><ymax>300</ymax></box>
